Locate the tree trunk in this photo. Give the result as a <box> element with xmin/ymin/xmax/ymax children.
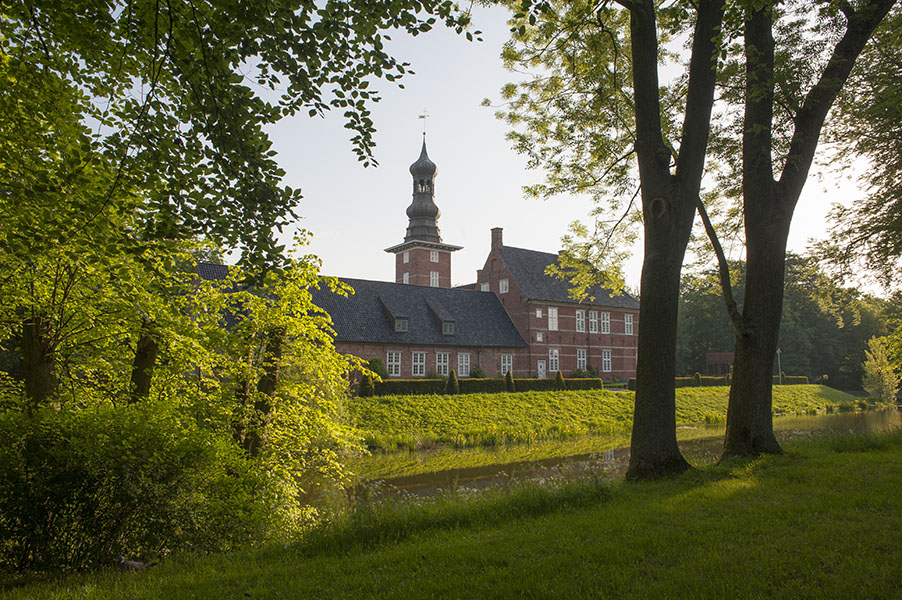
<box><xmin>21</xmin><ymin>316</ymin><xmax>57</xmax><ymax>411</ymax></box>
<box><xmin>128</xmin><ymin>321</ymin><xmax>159</xmax><ymax>403</ymax></box>
<box><xmin>723</xmin><ymin>226</ymin><xmax>788</xmax><ymax>456</ymax></box>
<box><xmin>722</xmin><ymin>0</ymin><xmax>893</xmax><ymax>458</ymax></box>
<box><xmin>242</xmin><ymin>328</ymin><xmax>284</xmax><ymax>457</ymax></box>
<box><xmin>625</xmin><ymin>0</ymin><xmax>723</xmax><ymax>479</ymax></box>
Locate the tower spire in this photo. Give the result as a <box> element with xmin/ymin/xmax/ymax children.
<box><xmin>405</xmin><ymin>137</ymin><xmax>440</xmax><ymax>243</ymax></box>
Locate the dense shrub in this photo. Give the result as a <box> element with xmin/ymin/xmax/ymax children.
<box><xmin>459</xmin><ymin>378</ymin><xmax>507</xmax><ymax>394</ymax></box>
<box><xmin>505</xmin><ymin>370</ymin><xmax>516</xmax><ymax>393</ymax></box>
<box><xmin>0</xmin><ymin>403</ymin><xmax>280</xmax><ymax>573</ymax></box>
<box><xmin>373</xmin><ymin>379</ymin><xmax>446</xmax><ymax>396</ymax></box>
<box><xmin>774</xmin><ymin>375</ymin><xmax>809</xmax><ymax>385</ymax></box>
<box><xmin>469</xmin><ymin>367</ymin><xmax>486</xmax><ymax>379</ymax></box>
<box><xmin>367</xmin><ymin>358</ymin><xmax>389</xmax><ymax>380</ymax></box>
<box><xmin>555</xmin><ymin>371</ymin><xmax>567</xmax><ymax>390</ymax></box>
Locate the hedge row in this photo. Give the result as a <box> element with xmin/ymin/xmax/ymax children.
<box><xmin>371</xmin><ymin>377</ymin><xmax>603</xmax><ymax>396</ymax></box>
<box><xmin>626</xmin><ymin>374</ymin><xmax>810</xmax><ymax>391</ymax></box>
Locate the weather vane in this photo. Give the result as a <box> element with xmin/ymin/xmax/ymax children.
<box><xmin>418</xmin><ymin>109</ymin><xmax>429</xmax><ymax>136</ymax></box>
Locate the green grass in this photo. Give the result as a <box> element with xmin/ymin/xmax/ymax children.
<box><xmin>349</xmin><ymin>385</ymin><xmax>857</xmax><ymax>451</ymax></box>
<box><xmin>9</xmin><ymin>430</ymin><xmax>902</xmax><ymax>599</ymax></box>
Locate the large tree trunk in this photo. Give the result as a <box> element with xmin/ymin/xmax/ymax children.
<box><xmin>625</xmin><ymin>0</ymin><xmax>724</xmax><ymax>479</ymax></box>
<box><xmin>128</xmin><ymin>321</ymin><xmax>159</xmax><ymax>403</ymax></box>
<box><xmin>722</xmin><ymin>0</ymin><xmax>894</xmax><ymax>459</ymax></box>
<box><xmin>723</xmin><ymin>224</ymin><xmax>788</xmax><ymax>456</ymax></box>
<box><xmin>21</xmin><ymin>316</ymin><xmax>57</xmax><ymax>411</ymax></box>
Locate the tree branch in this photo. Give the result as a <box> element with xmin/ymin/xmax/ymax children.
<box><xmin>696</xmin><ymin>197</ymin><xmax>744</xmax><ymax>336</ymax></box>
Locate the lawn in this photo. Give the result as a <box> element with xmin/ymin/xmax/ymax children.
<box><xmin>8</xmin><ymin>429</ymin><xmax>902</xmax><ymax>599</ymax></box>
<box><xmin>348</xmin><ymin>385</ymin><xmax>858</xmax><ymax>451</ymax></box>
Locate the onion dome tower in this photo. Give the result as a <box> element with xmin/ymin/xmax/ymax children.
<box><xmin>385</xmin><ymin>137</ymin><xmax>462</xmax><ymax>287</ymax></box>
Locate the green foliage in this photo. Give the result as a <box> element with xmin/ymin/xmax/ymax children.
<box><xmin>505</xmin><ymin>370</ymin><xmax>516</xmax><ymax>392</ymax></box>
<box><xmin>357</xmin><ymin>374</ymin><xmax>375</xmax><ymax>398</ymax></box>
<box><xmin>367</xmin><ymin>358</ymin><xmax>389</xmax><ymax>380</ymax></box>
<box><xmin>445</xmin><ymin>370</ymin><xmax>460</xmax><ymax>395</ymax></box>
<box><xmin>0</xmin><ymin>0</ymin><xmax>477</xmax><ymax>267</ymax></box>
<box><xmin>554</xmin><ymin>370</ymin><xmax>567</xmax><ymax>391</ymax></box>
<box><xmin>459</xmin><ymin>379</ymin><xmax>506</xmax><ymax>394</ymax></box>
<box><xmin>469</xmin><ymin>367</ymin><xmax>486</xmax><ymax>379</ymax></box>
<box><xmin>825</xmin><ymin>7</ymin><xmax>902</xmax><ymax>288</ymax></box>
<box><xmin>676</xmin><ymin>255</ymin><xmax>891</xmax><ymax>388</ymax></box>
<box><xmin>373</xmin><ymin>379</ymin><xmax>446</xmax><ymax>396</ymax></box>
<box><xmin>862</xmin><ymin>337</ymin><xmax>900</xmax><ymax>404</ymax></box>
<box><xmin>0</xmin><ymin>403</ymin><xmax>277</xmax><ymax>572</ymax></box>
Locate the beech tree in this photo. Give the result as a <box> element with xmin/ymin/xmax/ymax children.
<box><xmin>496</xmin><ymin>0</ymin><xmax>725</xmax><ymax>478</ymax></box>
<box><xmin>707</xmin><ymin>0</ymin><xmax>897</xmax><ymax>457</ymax></box>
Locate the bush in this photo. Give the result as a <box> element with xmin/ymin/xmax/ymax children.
<box><xmin>554</xmin><ymin>371</ymin><xmax>567</xmax><ymax>391</ymax></box>
<box><xmin>469</xmin><ymin>367</ymin><xmax>486</xmax><ymax>379</ymax></box>
<box><xmin>459</xmin><ymin>378</ymin><xmax>506</xmax><ymax>394</ymax></box>
<box><xmin>446</xmin><ymin>370</ymin><xmax>460</xmax><ymax>395</ymax></box>
<box><xmin>587</xmin><ymin>364</ymin><xmax>601</xmax><ymax>378</ymax></box>
<box><xmin>358</xmin><ymin>374</ymin><xmax>375</xmax><ymax>397</ymax></box>
<box><xmin>367</xmin><ymin>358</ymin><xmax>389</xmax><ymax>380</ymax></box>
<box><xmin>570</xmin><ymin>368</ymin><xmax>588</xmax><ymax>378</ymax></box>
<box><xmin>773</xmin><ymin>375</ymin><xmax>809</xmax><ymax>385</ymax></box>
<box><xmin>373</xmin><ymin>379</ymin><xmax>446</xmax><ymax>396</ymax></box>
<box><xmin>505</xmin><ymin>370</ymin><xmax>516</xmax><ymax>393</ymax></box>
<box><xmin>0</xmin><ymin>403</ymin><xmax>278</xmax><ymax>573</ymax></box>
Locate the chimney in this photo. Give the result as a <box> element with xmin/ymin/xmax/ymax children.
<box><xmin>491</xmin><ymin>227</ymin><xmax>503</xmax><ymax>251</ymax></box>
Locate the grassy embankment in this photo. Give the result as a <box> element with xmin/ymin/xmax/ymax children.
<box><xmin>8</xmin><ymin>430</ymin><xmax>902</xmax><ymax>599</ymax></box>
<box><xmin>349</xmin><ymin>384</ymin><xmax>857</xmax><ymax>451</ymax></box>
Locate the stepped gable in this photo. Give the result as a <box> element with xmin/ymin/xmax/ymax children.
<box><xmin>311</xmin><ymin>278</ymin><xmax>528</xmax><ymax>347</ymax></box>
<box><xmin>500</xmin><ymin>246</ymin><xmax>639</xmax><ymax>309</ymax></box>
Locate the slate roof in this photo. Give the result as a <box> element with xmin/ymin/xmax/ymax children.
<box><xmin>311</xmin><ymin>278</ymin><xmax>528</xmax><ymax>348</ymax></box>
<box><xmin>500</xmin><ymin>246</ymin><xmax>640</xmax><ymax>309</ymax></box>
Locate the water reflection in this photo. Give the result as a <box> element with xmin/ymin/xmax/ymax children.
<box><xmin>360</xmin><ymin>409</ymin><xmax>902</xmax><ymax>498</ymax></box>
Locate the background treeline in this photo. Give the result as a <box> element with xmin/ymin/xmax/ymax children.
<box><xmin>677</xmin><ymin>254</ymin><xmax>898</xmax><ymax>389</ymax></box>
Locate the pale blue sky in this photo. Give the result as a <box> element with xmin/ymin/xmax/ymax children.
<box><xmin>266</xmin><ymin>4</ymin><xmax>851</xmax><ymax>289</ymax></box>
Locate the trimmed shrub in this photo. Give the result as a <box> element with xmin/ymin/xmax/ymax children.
<box><xmin>505</xmin><ymin>370</ymin><xmax>516</xmax><ymax>393</ymax></box>
<box><xmin>567</xmin><ymin>378</ymin><xmax>604</xmax><ymax>391</ymax></box>
<box><xmin>373</xmin><ymin>379</ymin><xmax>445</xmax><ymax>396</ymax></box>
<box><xmin>627</xmin><ymin>378</ymin><xmax>637</xmax><ymax>391</ymax></box>
<box><xmin>773</xmin><ymin>375</ymin><xmax>809</xmax><ymax>385</ymax></box>
<box><xmin>358</xmin><ymin>374</ymin><xmax>375</xmax><ymax>398</ymax></box>
<box><xmin>446</xmin><ymin>370</ymin><xmax>460</xmax><ymax>395</ymax></box>
<box><xmin>631</xmin><ymin>375</ymin><xmax>809</xmax><ymax>391</ymax></box>
<box><xmin>469</xmin><ymin>367</ymin><xmax>486</xmax><ymax>379</ymax></box>
<box><xmin>459</xmin><ymin>378</ymin><xmax>506</xmax><ymax>394</ymax></box>
<box><xmin>554</xmin><ymin>370</ymin><xmax>567</xmax><ymax>391</ymax></box>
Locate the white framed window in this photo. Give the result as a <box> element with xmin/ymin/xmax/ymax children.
<box><xmin>601</xmin><ymin>312</ymin><xmax>611</xmax><ymax>334</ymax></box>
<box><xmin>589</xmin><ymin>311</ymin><xmax>598</xmax><ymax>333</ymax></box>
<box><xmin>536</xmin><ymin>308</ymin><xmax>543</xmax><ymax>318</ymax></box>
<box><xmin>394</xmin><ymin>318</ymin><xmax>408</xmax><ymax>332</ymax></box>
<box><xmin>412</xmin><ymin>352</ymin><xmax>426</xmax><ymax>377</ymax></box>
<box><xmin>430</xmin><ymin>271</ymin><xmax>439</xmax><ymax>287</ymax></box>
<box><xmin>403</xmin><ymin>251</ymin><xmax>409</xmax><ymax>264</ymax></box>
<box><xmin>576</xmin><ymin>310</ymin><xmax>586</xmax><ymax>333</ymax></box>
<box><xmin>458</xmin><ymin>353</ymin><xmax>470</xmax><ymax>377</ymax></box>
<box><xmin>436</xmin><ymin>352</ymin><xmax>449</xmax><ymax>376</ymax></box>
<box><xmin>625</xmin><ymin>314</ymin><xmax>634</xmax><ymax>335</ymax></box>
<box><xmin>403</xmin><ymin>272</ymin><xmax>409</xmax><ymax>284</ymax></box>
<box><xmin>577</xmin><ymin>349</ymin><xmax>587</xmax><ymax>371</ymax></box>
<box><xmin>501</xmin><ymin>354</ymin><xmax>513</xmax><ymax>376</ymax></box>
<box><xmin>442</xmin><ymin>321</ymin><xmax>454</xmax><ymax>335</ymax></box>
<box><xmin>480</xmin><ymin>282</ymin><xmax>489</xmax><ymax>292</ymax></box>
<box><xmin>387</xmin><ymin>351</ymin><xmax>401</xmax><ymax>377</ymax></box>
<box><xmin>602</xmin><ymin>349</ymin><xmax>612</xmax><ymax>373</ymax></box>
<box><xmin>548</xmin><ymin>307</ymin><xmax>558</xmax><ymax>331</ymax></box>
<box><xmin>499</xmin><ymin>278</ymin><xmax>509</xmax><ymax>294</ymax></box>
<box><xmin>536</xmin><ymin>331</ymin><xmax>543</xmax><ymax>342</ymax></box>
<box><xmin>430</xmin><ymin>249</ymin><xmax>439</xmax><ymax>263</ymax></box>
<box><xmin>549</xmin><ymin>348</ymin><xmax>559</xmax><ymax>373</ymax></box>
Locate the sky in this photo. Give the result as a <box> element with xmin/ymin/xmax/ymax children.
<box><xmin>265</xmin><ymin>4</ymin><xmax>857</xmax><ymax>289</ymax></box>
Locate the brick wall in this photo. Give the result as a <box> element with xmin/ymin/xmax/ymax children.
<box><xmin>336</xmin><ymin>341</ymin><xmax>530</xmax><ymax>378</ymax></box>
<box><xmin>394</xmin><ymin>246</ymin><xmax>452</xmax><ymax>288</ymax></box>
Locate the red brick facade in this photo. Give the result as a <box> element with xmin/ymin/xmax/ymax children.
<box><xmin>336</xmin><ymin>341</ymin><xmax>528</xmax><ymax>379</ymax></box>
<box><xmin>393</xmin><ymin>245</ymin><xmax>453</xmax><ymax>288</ymax></box>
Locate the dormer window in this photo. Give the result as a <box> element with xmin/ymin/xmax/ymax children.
<box><xmin>442</xmin><ymin>321</ymin><xmax>455</xmax><ymax>335</ymax></box>
<box><xmin>395</xmin><ymin>318</ymin><xmax>409</xmax><ymax>332</ymax></box>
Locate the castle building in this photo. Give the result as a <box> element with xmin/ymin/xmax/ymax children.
<box><xmin>311</xmin><ymin>140</ymin><xmax>640</xmax><ymax>380</ymax></box>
